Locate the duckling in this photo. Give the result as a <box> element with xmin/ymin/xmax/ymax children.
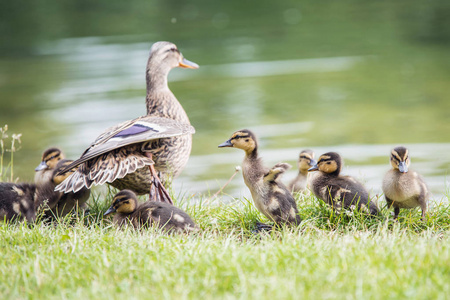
<box><xmin>0</xmin><ymin>183</ymin><xmax>38</xmax><ymax>222</ymax></box>
<box><xmin>382</xmin><ymin>146</ymin><xmax>429</xmax><ymax>220</ymax></box>
<box><xmin>288</xmin><ymin>149</ymin><xmax>316</xmax><ymax>193</ymax></box>
<box><xmin>308</xmin><ymin>152</ymin><xmax>379</xmax><ymax>215</ymax></box>
<box><xmin>55</xmin><ymin>41</ymin><xmax>198</xmax><ymax>204</ymax></box>
<box><xmin>34</xmin><ymin>147</ymin><xmax>64</xmax><ymax>187</ymax></box>
<box><xmin>104</xmin><ymin>189</ymin><xmax>198</xmax><ymax>233</ymax></box>
<box><xmin>0</xmin><ymin>168</ymin><xmax>67</xmax><ymax>222</ymax></box>
<box><xmin>218</xmin><ymin>129</ymin><xmax>301</xmax><ymax>227</ymax></box>
<box><xmin>35</xmin><ymin>149</ymin><xmax>90</xmax><ymax>217</ymax></box>
<box><xmin>48</xmin><ymin>160</ymin><xmax>91</xmax><ymax>217</ymax></box>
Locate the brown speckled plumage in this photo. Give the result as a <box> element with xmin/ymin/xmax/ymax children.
<box><xmin>35</xmin><ymin>148</ymin><xmax>90</xmax><ymax>217</ymax></box>
<box><xmin>0</xmin><ymin>166</ymin><xmax>71</xmax><ymax>222</ymax></box>
<box><xmin>104</xmin><ymin>190</ymin><xmax>198</xmax><ymax>233</ymax></box>
<box><xmin>55</xmin><ymin>42</ymin><xmax>198</xmax><ymax>201</ymax></box>
<box><xmin>0</xmin><ymin>183</ymin><xmax>38</xmax><ymax>222</ymax></box>
<box><xmin>219</xmin><ymin>129</ymin><xmax>301</xmax><ymax>226</ymax></box>
<box><xmin>309</xmin><ymin>152</ymin><xmax>379</xmax><ymax>216</ymax></box>
<box><xmin>49</xmin><ymin>160</ymin><xmax>90</xmax><ymax>217</ymax></box>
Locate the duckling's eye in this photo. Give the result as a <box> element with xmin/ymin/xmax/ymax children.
<box><xmin>326</xmin><ymin>162</ymin><xmax>331</xmax><ymax>165</ymax></box>
<box><xmin>245</xmin><ymin>139</ymin><xmax>249</xmax><ymax>142</ymax></box>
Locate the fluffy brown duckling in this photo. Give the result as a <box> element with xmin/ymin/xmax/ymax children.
<box><xmin>35</xmin><ymin>148</ymin><xmax>90</xmax><ymax>217</ymax></box>
<box><xmin>49</xmin><ymin>160</ymin><xmax>91</xmax><ymax>217</ymax></box>
<box><xmin>34</xmin><ymin>147</ymin><xmax>64</xmax><ymax>187</ymax></box>
<box><xmin>0</xmin><ymin>168</ymin><xmax>68</xmax><ymax>222</ymax></box>
<box><xmin>288</xmin><ymin>149</ymin><xmax>316</xmax><ymax>193</ymax></box>
<box><xmin>0</xmin><ymin>183</ymin><xmax>38</xmax><ymax>222</ymax></box>
<box><xmin>218</xmin><ymin>129</ymin><xmax>301</xmax><ymax>228</ymax></box>
<box><xmin>382</xmin><ymin>146</ymin><xmax>429</xmax><ymax>220</ymax></box>
<box><xmin>104</xmin><ymin>189</ymin><xmax>198</xmax><ymax>233</ymax></box>
<box><xmin>308</xmin><ymin>152</ymin><xmax>379</xmax><ymax>216</ymax></box>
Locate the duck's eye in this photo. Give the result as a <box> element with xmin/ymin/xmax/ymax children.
<box><xmin>327</xmin><ymin>162</ymin><xmax>331</xmax><ymax>165</ymax></box>
<box><xmin>245</xmin><ymin>139</ymin><xmax>249</xmax><ymax>142</ymax></box>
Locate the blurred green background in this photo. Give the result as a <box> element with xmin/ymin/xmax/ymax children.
<box><xmin>1</xmin><ymin>0</ymin><xmax>449</xmax><ymax>199</ymax></box>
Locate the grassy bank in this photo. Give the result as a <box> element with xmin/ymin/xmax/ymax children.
<box><xmin>1</xmin><ymin>191</ymin><xmax>449</xmax><ymax>299</ymax></box>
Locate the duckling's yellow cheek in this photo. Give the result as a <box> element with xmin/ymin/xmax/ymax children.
<box><xmin>320</xmin><ymin>161</ymin><xmax>338</xmax><ymax>173</ymax></box>
<box><xmin>390</xmin><ymin>159</ymin><xmax>398</xmax><ymax>170</ymax></box>
<box><xmin>116</xmin><ymin>203</ymin><xmax>134</xmax><ymax>213</ymax></box>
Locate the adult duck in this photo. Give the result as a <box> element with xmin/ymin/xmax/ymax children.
<box><xmin>56</xmin><ymin>42</ymin><xmax>198</xmax><ymax>204</ymax></box>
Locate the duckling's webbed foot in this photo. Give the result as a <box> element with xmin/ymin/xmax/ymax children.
<box><xmin>145</xmin><ymin>153</ymin><xmax>174</xmax><ymax>205</ymax></box>
<box><xmin>253</xmin><ymin>222</ymin><xmax>273</xmax><ymax>233</ymax></box>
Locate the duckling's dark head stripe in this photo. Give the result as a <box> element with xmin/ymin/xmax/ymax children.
<box><xmin>113</xmin><ymin>124</ymin><xmax>158</xmax><ymax>138</ymax></box>
<box><xmin>231</xmin><ymin>134</ymin><xmax>250</xmax><ymax>140</ymax></box>
<box><xmin>392</xmin><ymin>147</ymin><xmax>408</xmax><ymax>162</ymax></box>
<box><xmin>232</xmin><ymin>129</ymin><xmax>256</xmax><ymax>141</ymax></box>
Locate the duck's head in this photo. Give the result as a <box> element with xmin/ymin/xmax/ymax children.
<box><xmin>104</xmin><ymin>190</ymin><xmax>138</xmax><ymax>216</ymax></box>
<box><xmin>298</xmin><ymin>149</ymin><xmax>316</xmax><ymax>173</ymax></box>
<box><xmin>35</xmin><ymin>148</ymin><xmax>64</xmax><ymax>172</ymax></box>
<box><xmin>390</xmin><ymin>146</ymin><xmax>410</xmax><ymax>173</ymax></box>
<box><xmin>308</xmin><ymin>152</ymin><xmax>342</xmax><ymax>176</ymax></box>
<box><xmin>52</xmin><ymin>160</ymin><xmax>76</xmax><ymax>185</ymax></box>
<box><xmin>148</xmin><ymin>41</ymin><xmax>199</xmax><ymax>72</ymax></box>
<box><xmin>218</xmin><ymin>129</ymin><xmax>258</xmax><ymax>155</ymax></box>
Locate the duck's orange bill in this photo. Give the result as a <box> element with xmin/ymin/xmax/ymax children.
<box><xmin>179</xmin><ymin>58</ymin><xmax>199</xmax><ymax>69</ymax></box>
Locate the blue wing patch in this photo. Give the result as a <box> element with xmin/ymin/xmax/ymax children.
<box><xmin>113</xmin><ymin>124</ymin><xmax>158</xmax><ymax>138</ymax></box>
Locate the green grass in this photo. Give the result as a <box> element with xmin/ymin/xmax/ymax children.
<box><xmin>1</xmin><ymin>189</ymin><xmax>449</xmax><ymax>300</ymax></box>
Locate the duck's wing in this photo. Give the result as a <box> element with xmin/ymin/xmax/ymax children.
<box><xmin>264</xmin><ymin>163</ymin><xmax>291</xmax><ymax>183</ymax></box>
<box><xmin>58</xmin><ymin>116</ymin><xmax>195</xmax><ymax>175</ymax></box>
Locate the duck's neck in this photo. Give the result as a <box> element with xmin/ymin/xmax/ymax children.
<box><xmin>299</xmin><ymin>168</ymin><xmax>309</xmax><ymax>177</ymax></box>
<box><xmin>145</xmin><ymin>62</ymin><xmax>189</xmax><ymax>123</ymax></box>
<box><xmin>242</xmin><ymin>148</ymin><xmax>262</xmax><ymax>180</ymax></box>
<box><xmin>245</xmin><ymin>148</ymin><xmax>258</xmax><ymax>161</ymax></box>
<box><xmin>146</xmin><ymin>62</ymin><xmax>169</xmax><ymax>96</ymax></box>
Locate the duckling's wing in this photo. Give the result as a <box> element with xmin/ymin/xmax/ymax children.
<box><xmin>59</xmin><ymin>116</ymin><xmax>195</xmax><ymax>174</ymax></box>
<box><xmin>264</xmin><ymin>163</ymin><xmax>291</xmax><ymax>183</ymax></box>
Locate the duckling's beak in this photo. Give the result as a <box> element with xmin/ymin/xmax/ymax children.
<box><xmin>308</xmin><ymin>164</ymin><xmax>319</xmax><ymax>172</ymax></box>
<box><xmin>35</xmin><ymin>161</ymin><xmax>48</xmax><ymax>172</ymax></box>
<box><xmin>104</xmin><ymin>206</ymin><xmax>116</xmax><ymax>216</ymax></box>
<box><xmin>309</xmin><ymin>159</ymin><xmax>317</xmax><ymax>167</ymax></box>
<box><xmin>218</xmin><ymin>139</ymin><xmax>233</xmax><ymax>148</ymax></box>
<box><xmin>179</xmin><ymin>58</ymin><xmax>199</xmax><ymax>69</ymax></box>
<box><xmin>398</xmin><ymin>161</ymin><xmax>408</xmax><ymax>173</ymax></box>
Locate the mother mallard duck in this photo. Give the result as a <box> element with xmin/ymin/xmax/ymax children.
<box><xmin>55</xmin><ymin>41</ymin><xmax>198</xmax><ymax>204</ymax></box>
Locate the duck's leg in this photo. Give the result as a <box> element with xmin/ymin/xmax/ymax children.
<box><xmin>393</xmin><ymin>207</ymin><xmax>400</xmax><ymax>219</ymax></box>
<box><xmin>144</xmin><ymin>153</ymin><xmax>174</xmax><ymax>205</ymax></box>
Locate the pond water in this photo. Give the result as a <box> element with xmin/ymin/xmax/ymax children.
<box><xmin>1</xmin><ymin>0</ymin><xmax>449</xmax><ymax>202</ymax></box>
